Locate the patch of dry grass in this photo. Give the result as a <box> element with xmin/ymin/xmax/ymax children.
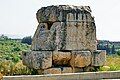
<box><xmin>100</xmin><ymin>55</ymin><xmax>120</xmax><ymax>71</ymax></box>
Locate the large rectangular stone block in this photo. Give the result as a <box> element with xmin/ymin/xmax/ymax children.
<box><xmin>51</xmin><ymin>21</ymin><xmax>97</xmax><ymax>51</ymax></box>
<box><xmin>73</xmin><ymin>68</ymin><xmax>84</xmax><ymax>73</ymax></box>
<box><xmin>36</xmin><ymin>5</ymin><xmax>92</xmax><ymax>23</ymax></box>
<box><xmin>64</xmin><ymin>22</ymin><xmax>97</xmax><ymax>51</ymax></box>
<box><xmin>43</xmin><ymin>68</ymin><xmax>61</xmax><ymax>74</ymax></box>
<box><xmin>53</xmin><ymin>51</ymin><xmax>71</xmax><ymax>66</ymax></box>
<box><xmin>31</xmin><ymin>23</ymin><xmax>54</xmax><ymax>50</ymax></box>
<box><xmin>38</xmin><ymin>67</ymin><xmax>73</xmax><ymax>75</ymax></box>
<box><xmin>32</xmin><ymin>51</ymin><xmax>52</xmax><ymax>69</ymax></box>
<box><xmin>22</xmin><ymin>51</ymin><xmax>33</xmax><ymax>68</ymax></box>
<box><xmin>70</xmin><ymin>51</ymin><xmax>92</xmax><ymax>68</ymax></box>
<box><xmin>92</xmin><ymin>50</ymin><xmax>106</xmax><ymax>66</ymax></box>
<box><xmin>61</xmin><ymin>67</ymin><xmax>73</xmax><ymax>73</ymax></box>
<box><xmin>31</xmin><ymin>21</ymin><xmax>96</xmax><ymax>51</ymax></box>
<box><xmin>22</xmin><ymin>51</ymin><xmax>52</xmax><ymax>69</ymax></box>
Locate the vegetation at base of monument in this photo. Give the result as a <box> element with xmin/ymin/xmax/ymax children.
<box><xmin>99</xmin><ymin>54</ymin><xmax>120</xmax><ymax>71</ymax></box>
<box><xmin>0</xmin><ymin>35</ymin><xmax>38</xmax><ymax>75</ymax></box>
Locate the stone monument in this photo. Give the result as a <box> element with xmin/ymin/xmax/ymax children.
<box><xmin>22</xmin><ymin>5</ymin><xmax>106</xmax><ymax>74</ymax></box>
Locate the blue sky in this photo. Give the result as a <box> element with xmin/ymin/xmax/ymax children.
<box><xmin>0</xmin><ymin>0</ymin><xmax>120</xmax><ymax>41</ymax></box>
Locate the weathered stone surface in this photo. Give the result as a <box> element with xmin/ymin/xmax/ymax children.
<box><xmin>65</xmin><ymin>21</ymin><xmax>97</xmax><ymax>51</ymax></box>
<box><xmin>38</xmin><ymin>67</ymin><xmax>73</xmax><ymax>74</ymax></box>
<box><xmin>92</xmin><ymin>50</ymin><xmax>106</xmax><ymax>66</ymax></box>
<box><xmin>22</xmin><ymin>5</ymin><xmax>106</xmax><ymax>73</ymax></box>
<box><xmin>22</xmin><ymin>51</ymin><xmax>33</xmax><ymax>68</ymax></box>
<box><xmin>73</xmin><ymin>68</ymin><xmax>84</xmax><ymax>73</ymax></box>
<box><xmin>43</xmin><ymin>68</ymin><xmax>61</xmax><ymax>74</ymax></box>
<box><xmin>53</xmin><ymin>51</ymin><xmax>71</xmax><ymax>66</ymax></box>
<box><xmin>61</xmin><ymin>67</ymin><xmax>73</xmax><ymax>73</ymax></box>
<box><xmin>49</xmin><ymin>22</ymin><xmax>66</xmax><ymax>50</ymax></box>
<box><xmin>31</xmin><ymin>23</ymin><xmax>54</xmax><ymax>50</ymax></box>
<box><xmin>70</xmin><ymin>51</ymin><xmax>92</xmax><ymax>67</ymax></box>
<box><xmin>22</xmin><ymin>51</ymin><xmax>52</xmax><ymax>69</ymax></box>
<box><xmin>36</xmin><ymin>5</ymin><xmax>92</xmax><ymax>23</ymax></box>
<box><xmin>37</xmin><ymin>69</ymin><xmax>44</xmax><ymax>75</ymax></box>
<box><xmin>32</xmin><ymin>5</ymin><xmax>97</xmax><ymax>51</ymax></box>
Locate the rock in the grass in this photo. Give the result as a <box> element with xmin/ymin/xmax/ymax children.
<box><xmin>70</xmin><ymin>51</ymin><xmax>92</xmax><ymax>67</ymax></box>
<box><xmin>53</xmin><ymin>51</ymin><xmax>71</xmax><ymax>66</ymax></box>
<box><xmin>92</xmin><ymin>50</ymin><xmax>106</xmax><ymax>66</ymax></box>
<box><xmin>61</xmin><ymin>67</ymin><xmax>73</xmax><ymax>73</ymax></box>
<box><xmin>43</xmin><ymin>68</ymin><xmax>61</xmax><ymax>74</ymax></box>
<box><xmin>102</xmin><ymin>66</ymin><xmax>110</xmax><ymax>71</ymax></box>
<box><xmin>22</xmin><ymin>51</ymin><xmax>52</xmax><ymax>69</ymax></box>
<box><xmin>36</xmin><ymin>5</ymin><xmax>92</xmax><ymax>23</ymax></box>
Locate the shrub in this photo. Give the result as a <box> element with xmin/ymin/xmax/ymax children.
<box><xmin>21</xmin><ymin>36</ymin><xmax>32</xmax><ymax>45</ymax></box>
<box><xmin>13</xmin><ymin>61</ymin><xmax>32</xmax><ymax>75</ymax></box>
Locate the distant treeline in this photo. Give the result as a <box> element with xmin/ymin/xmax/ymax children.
<box><xmin>0</xmin><ymin>35</ymin><xmax>32</xmax><ymax>45</ymax></box>
<box><xmin>97</xmin><ymin>40</ymin><xmax>120</xmax><ymax>55</ymax></box>
<box><xmin>1</xmin><ymin>35</ymin><xmax>120</xmax><ymax>55</ymax></box>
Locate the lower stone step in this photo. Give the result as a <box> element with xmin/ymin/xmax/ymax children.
<box><xmin>37</xmin><ymin>67</ymin><xmax>84</xmax><ymax>75</ymax></box>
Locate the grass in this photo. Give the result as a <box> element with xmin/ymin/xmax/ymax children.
<box><xmin>100</xmin><ymin>54</ymin><xmax>120</xmax><ymax>71</ymax></box>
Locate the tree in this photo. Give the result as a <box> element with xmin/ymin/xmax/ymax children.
<box><xmin>0</xmin><ymin>34</ymin><xmax>8</xmax><ymax>40</ymax></box>
<box><xmin>21</xmin><ymin>36</ymin><xmax>32</xmax><ymax>45</ymax></box>
<box><xmin>111</xmin><ymin>45</ymin><xmax>115</xmax><ymax>54</ymax></box>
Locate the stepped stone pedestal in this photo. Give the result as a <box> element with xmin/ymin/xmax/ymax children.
<box><xmin>22</xmin><ymin>5</ymin><xmax>106</xmax><ymax>74</ymax></box>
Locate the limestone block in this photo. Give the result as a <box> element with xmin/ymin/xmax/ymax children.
<box><xmin>36</xmin><ymin>5</ymin><xmax>92</xmax><ymax>23</ymax></box>
<box><xmin>92</xmin><ymin>50</ymin><xmax>106</xmax><ymax>66</ymax></box>
<box><xmin>31</xmin><ymin>23</ymin><xmax>54</xmax><ymax>50</ymax></box>
<box><xmin>53</xmin><ymin>51</ymin><xmax>71</xmax><ymax>66</ymax></box>
<box><xmin>31</xmin><ymin>22</ymin><xmax>68</xmax><ymax>51</ymax></box>
<box><xmin>38</xmin><ymin>67</ymin><xmax>73</xmax><ymax>74</ymax></box>
<box><xmin>50</xmin><ymin>22</ymin><xmax>66</xmax><ymax>50</ymax></box>
<box><xmin>73</xmin><ymin>68</ymin><xmax>84</xmax><ymax>73</ymax></box>
<box><xmin>61</xmin><ymin>67</ymin><xmax>73</xmax><ymax>73</ymax></box>
<box><xmin>22</xmin><ymin>51</ymin><xmax>33</xmax><ymax>68</ymax></box>
<box><xmin>43</xmin><ymin>68</ymin><xmax>61</xmax><ymax>74</ymax></box>
<box><xmin>58</xmin><ymin>21</ymin><xmax>97</xmax><ymax>51</ymax></box>
<box><xmin>70</xmin><ymin>51</ymin><xmax>92</xmax><ymax>67</ymax></box>
<box><xmin>32</xmin><ymin>51</ymin><xmax>52</xmax><ymax>69</ymax></box>
<box><xmin>32</xmin><ymin>19</ymin><xmax>96</xmax><ymax>52</ymax></box>
<box><xmin>65</xmin><ymin>22</ymin><xmax>78</xmax><ymax>50</ymax></box>
<box><xmin>22</xmin><ymin>51</ymin><xmax>52</xmax><ymax>69</ymax></box>
<box><xmin>37</xmin><ymin>69</ymin><xmax>44</xmax><ymax>75</ymax></box>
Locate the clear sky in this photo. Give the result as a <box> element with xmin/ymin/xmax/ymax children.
<box><xmin>0</xmin><ymin>0</ymin><xmax>120</xmax><ymax>41</ymax></box>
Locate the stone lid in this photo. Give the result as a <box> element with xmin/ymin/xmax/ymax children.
<box><xmin>36</xmin><ymin>5</ymin><xmax>92</xmax><ymax>23</ymax></box>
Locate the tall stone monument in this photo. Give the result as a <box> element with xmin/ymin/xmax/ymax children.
<box><xmin>22</xmin><ymin>5</ymin><xmax>106</xmax><ymax>74</ymax></box>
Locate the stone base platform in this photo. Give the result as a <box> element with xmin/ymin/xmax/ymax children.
<box><xmin>22</xmin><ymin>50</ymin><xmax>106</xmax><ymax>74</ymax></box>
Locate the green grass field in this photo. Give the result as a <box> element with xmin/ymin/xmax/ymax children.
<box><xmin>100</xmin><ymin>55</ymin><xmax>120</xmax><ymax>71</ymax></box>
